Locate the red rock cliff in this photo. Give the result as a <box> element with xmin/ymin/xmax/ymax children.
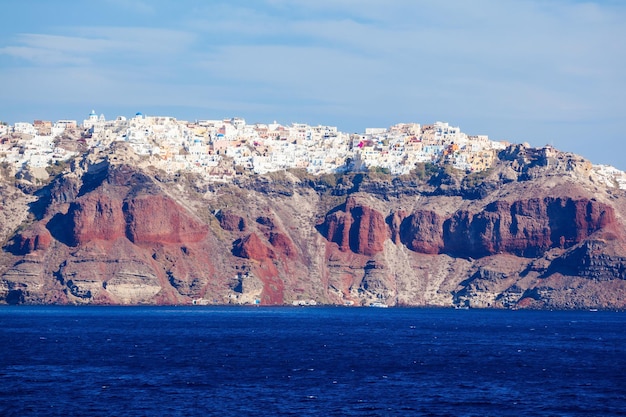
<box><xmin>398</xmin><ymin>210</ymin><xmax>445</xmax><ymax>254</ymax></box>
<box><xmin>318</xmin><ymin>197</ymin><xmax>387</xmax><ymax>256</ymax></box>
<box><xmin>320</xmin><ymin>197</ymin><xmax>616</xmax><ymax>259</ymax></box>
<box><xmin>46</xmin><ymin>192</ymin><xmax>208</xmax><ymax>247</ymax></box>
<box><xmin>11</xmin><ymin>224</ymin><xmax>52</xmax><ymax>254</ymax></box>
<box><xmin>124</xmin><ymin>195</ymin><xmax>208</xmax><ymax>245</ymax></box>
<box><xmin>69</xmin><ymin>193</ymin><xmax>127</xmax><ymax>244</ymax></box>
<box><xmin>442</xmin><ymin>197</ymin><xmax>616</xmax><ymax>258</ymax></box>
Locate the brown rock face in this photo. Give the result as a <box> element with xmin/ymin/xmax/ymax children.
<box><xmin>388</xmin><ymin>209</ymin><xmax>408</xmax><ymax>245</ymax></box>
<box><xmin>11</xmin><ymin>224</ymin><xmax>52</xmax><ymax>254</ymax></box>
<box><xmin>69</xmin><ymin>193</ymin><xmax>127</xmax><ymax>245</ymax></box>
<box><xmin>399</xmin><ymin>210</ymin><xmax>445</xmax><ymax>254</ymax></box>
<box><xmin>320</xmin><ymin>209</ymin><xmax>353</xmax><ymax>252</ymax></box>
<box><xmin>217</xmin><ymin>211</ymin><xmax>247</xmax><ymax>231</ymax></box>
<box><xmin>48</xmin><ymin>176</ymin><xmax>79</xmax><ymax>205</ymax></box>
<box><xmin>268</xmin><ymin>231</ymin><xmax>297</xmax><ymax>260</ymax></box>
<box><xmin>124</xmin><ymin>195</ymin><xmax>208</xmax><ymax>245</ymax></box>
<box><xmin>232</xmin><ymin>233</ymin><xmax>274</xmax><ymax>261</ymax></box>
<box><xmin>321</xmin><ymin>197</ymin><xmax>615</xmax><ymax>261</ymax></box>
<box><xmin>318</xmin><ymin>197</ymin><xmax>387</xmax><ymax>256</ymax></box>
<box><xmin>548</xmin><ymin>232</ymin><xmax>626</xmax><ymax>281</ymax></box>
<box><xmin>46</xmin><ymin>193</ymin><xmax>208</xmax><ymax>247</ymax></box>
<box><xmin>443</xmin><ymin>197</ymin><xmax>615</xmax><ymax>258</ymax></box>
<box><xmin>350</xmin><ymin>204</ymin><xmax>388</xmax><ymax>256</ymax></box>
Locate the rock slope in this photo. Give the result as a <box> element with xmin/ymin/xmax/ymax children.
<box><xmin>1</xmin><ymin>144</ymin><xmax>626</xmax><ymax>309</ymax></box>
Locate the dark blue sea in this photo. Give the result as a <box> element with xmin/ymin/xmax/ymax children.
<box><xmin>1</xmin><ymin>307</ymin><xmax>625</xmax><ymax>416</ymax></box>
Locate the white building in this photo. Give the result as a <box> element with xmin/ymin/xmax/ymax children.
<box><xmin>13</xmin><ymin>122</ymin><xmax>36</xmax><ymax>135</ymax></box>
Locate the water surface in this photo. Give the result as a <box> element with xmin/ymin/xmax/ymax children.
<box><xmin>1</xmin><ymin>306</ymin><xmax>624</xmax><ymax>416</ymax></box>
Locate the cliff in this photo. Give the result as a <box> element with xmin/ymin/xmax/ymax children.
<box><xmin>1</xmin><ymin>144</ymin><xmax>626</xmax><ymax>309</ymax></box>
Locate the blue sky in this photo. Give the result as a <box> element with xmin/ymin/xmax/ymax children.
<box><xmin>1</xmin><ymin>0</ymin><xmax>625</xmax><ymax>168</ymax></box>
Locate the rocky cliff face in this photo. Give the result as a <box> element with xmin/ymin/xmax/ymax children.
<box><xmin>317</xmin><ymin>197</ymin><xmax>388</xmax><ymax>256</ymax></box>
<box><xmin>2</xmin><ymin>145</ymin><xmax>626</xmax><ymax>309</ymax></box>
<box><xmin>443</xmin><ymin>197</ymin><xmax>615</xmax><ymax>258</ymax></box>
<box><xmin>319</xmin><ymin>196</ymin><xmax>615</xmax><ymax>259</ymax></box>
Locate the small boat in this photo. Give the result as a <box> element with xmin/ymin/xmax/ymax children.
<box><xmin>370</xmin><ymin>302</ymin><xmax>388</xmax><ymax>308</ymax></box>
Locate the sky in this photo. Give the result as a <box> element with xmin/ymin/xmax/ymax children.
<box><xmin>1</xmin><ymin>0</ymin><xmax>624</xmax><ymax>168</ymax></box>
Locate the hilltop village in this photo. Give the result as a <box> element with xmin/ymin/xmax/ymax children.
<box><xmin>1</xmin><ymin>110</ymin><xmax>625</xmax><ymax>188</ymax></box>
<box><xmin>2</xmin><ymin>111</ymin><xmax>626</xmax><ymax>311</ymax></box>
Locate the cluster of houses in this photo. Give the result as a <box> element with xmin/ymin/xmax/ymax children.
<box><xmin>80</xmin><ymin>110</ymin><xmax>511</xmax><ymax>177</ymax></box>
<box><xmin>1</xmin><ymin>110</ymin><xmax>625</xmax><ymax>189</ymax></box>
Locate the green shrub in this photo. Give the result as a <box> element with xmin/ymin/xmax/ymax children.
<box><xmin>45</xmin><ymin>160</ymin><xmax>69</xmax><ymax>177</ymax></box>
<box><xmin>462</xmin><ymin>168</ymin><xmax>493</xmax><ymax>189</ymax></box>
<box><xmin>410</xmin><ymin>162</ymin><xmax>441</xmax><ymax>181</ymax></box>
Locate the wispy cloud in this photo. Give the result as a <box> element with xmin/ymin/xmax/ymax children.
<box><xmin>0</xmin><ymin>34</ymin><xmax>109</xmax><ymax>66</ymax></box>
<box><xmin>1</xmin><ymin>27</ymin><xmax>195</xmax><ymax>64</ymax></box>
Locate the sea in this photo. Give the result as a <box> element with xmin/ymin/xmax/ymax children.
<box><xmin>1</xmin><ymin>306</ymin><xmax>625</xmax><ymax>416</ymax></box>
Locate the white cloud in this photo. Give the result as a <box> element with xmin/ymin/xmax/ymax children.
<box><xmin>0</xmin><ymin>34</ymin><xmax>107</xmax><ymax>66</ymax></box>
<box><xmin>0</xmin><ymin>28</ymin><xmax>195</xmax><ymax>68</ymax></box>
<box><xmin>72</xmin><ymin>27</ymin><xmax>195</xmax><ymax>56</ymax></box>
